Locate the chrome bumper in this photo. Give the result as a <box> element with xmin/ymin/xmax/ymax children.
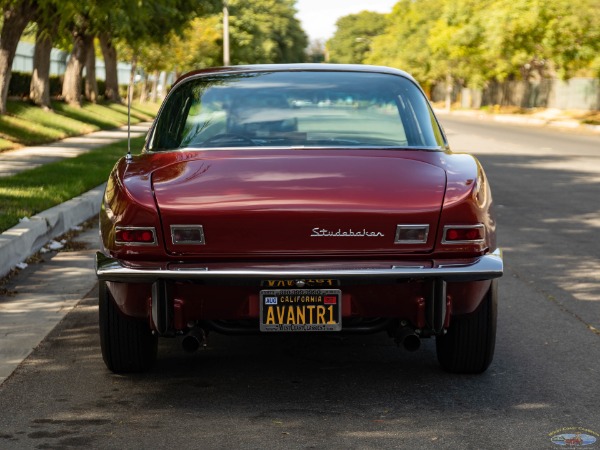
<box><xmin>95</xmin><ymin>249</ymin><xmax>503</xmax><ymax>284</ymax></box>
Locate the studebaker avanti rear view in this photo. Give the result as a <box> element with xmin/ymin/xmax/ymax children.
<box><xmin>96</xmin><ymin>64</ymin><xmax>503</xmax><ymax>374</ymax></box>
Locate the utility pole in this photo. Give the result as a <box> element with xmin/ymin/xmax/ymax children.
<box><xmin>223</xmin><ymin>1</ymin><xmax>230</xmax><ymax>66</ymax></box>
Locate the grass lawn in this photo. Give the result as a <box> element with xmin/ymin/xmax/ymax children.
<box><xmin>0</xmin><ymin>100</ymin><xmax>159</xmax><ymax>150</ymax></box>
<box><xmin>0</xmin><ymin>136</ymin><xmax>146</xmax><ymax>233</ymax></box>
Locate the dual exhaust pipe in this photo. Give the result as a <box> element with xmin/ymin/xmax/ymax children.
<box><xmin>182</xmin><ymin>325</ymin><xmax>421</xmax><ymax>353</ymax></box>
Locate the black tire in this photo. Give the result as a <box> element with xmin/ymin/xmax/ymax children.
<box><xmin>99</xmin><ymin>281</ymin><xmax>158</xmax><ymax>373</ymax></box>
<box><xmin>436</xmin><ymin>280</ymin><xmax>497</xmax><ymax>374</ymax></box>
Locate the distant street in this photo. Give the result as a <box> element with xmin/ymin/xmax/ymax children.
<box><xmin>0</xmin><ymin>116</ymin><xmax>599</xmax><ymax>449</ymax></box>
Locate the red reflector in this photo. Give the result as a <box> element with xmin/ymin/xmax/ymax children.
<box><xmin>447</xmin><ymin>229</ymin><xmax>460</xmax><ymax>241</ymax></box>
<box><xmin>444</xmin><ymin>226</ymin><xmax>484</xmax><ymax>243</ymax></box>
<box><xmin>115</xmin><ymin>227</ymin><xmax>156</xmax><ymax>245</ymax></box>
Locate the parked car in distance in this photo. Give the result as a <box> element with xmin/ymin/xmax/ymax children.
<box><xmin>96</xmin><ymin>64</ymin><xmax>503</xmax><ymax>374</ymax></box>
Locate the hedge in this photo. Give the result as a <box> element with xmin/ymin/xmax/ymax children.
<box><xmin>8</xmin><ymin>71</ymin><xmax>106</xmax><ymax>99</ymax></box>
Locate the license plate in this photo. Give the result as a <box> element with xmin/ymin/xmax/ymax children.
<box><xmin>260</xmin><ymin>289</ymin><xmax>342</xmax><ymax>332</ymax></box>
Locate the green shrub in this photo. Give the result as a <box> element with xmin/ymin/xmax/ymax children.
<box><xmin>10</xmin><ymin>72</ymin><xmax>109</xmax><ymax>100</ymax></box>
<box><xmin>8</xmin><ymin>72</ymin><xmax>31</xmax><ymax>97</ymax></box>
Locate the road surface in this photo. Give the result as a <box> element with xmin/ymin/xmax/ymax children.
<box><xmin>0</xmin><ymin>117</ymin><xmax>598</xmax><ymax>449</ymax></box>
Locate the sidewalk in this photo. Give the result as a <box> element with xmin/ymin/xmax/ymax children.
<box><xmin>0</xmin><ymin>122</ymin><xmax>153</xmax><ymax>278</ymax></box>
<box><xmin>434</xmin><ymin>108</ymin><xmax>600</xmax><ymax>134</ymax></box>
<box><xmin>0</xmin><ymin>122</ymin><xmax>152</xmax><ymax>178</ymax></box>
<box><xmin>0</xmin><ymin>225</ymin><xmax>99</xmax><ymax>385</ymax></box>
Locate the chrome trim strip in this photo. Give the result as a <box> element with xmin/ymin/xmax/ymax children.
<box><xmin>442</xmin><ymin>224</ymin><xmax>485</xmax><ymax>245</ymax></box>
<box><xmin>96</xmin><ymin>249</ymin><xmax>503</xmax><ymax>283</ymax></box>
<box><xmin>170</xmin><ymin>224</ymin><xmax>206</xmax><ymax>245</ymax></box>
<box><xmin>394</xmin><ymin>224</ymin><xmax>429</xmax><ymax>244</ymax></box>
<box><xmin>115</xmin><ymin>226</ymin><xmax>158</xmax><ymax>246</ymax></box>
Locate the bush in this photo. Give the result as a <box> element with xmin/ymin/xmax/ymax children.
<box><xmin>8</xmin><ymin>72</ymin><xmax>31</xmax><ymax>97</ymax></box>
<box><xmin>9</xmin><ymin>72</ymin><xmax>107</xmax><ymax>100</ymax></box>
<box><xmin>8</xmin><ymin>71</ymin><xmax>63</xmax><ymax>98</ymax></box>
<box><xmin>49</xmin><ymin>76</ymin><xmax>62</xmax><ymax>96</ymax></box>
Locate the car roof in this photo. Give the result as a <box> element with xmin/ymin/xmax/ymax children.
<box><xmin>173</xmin><ymin>64</ymin><xmax>417</xmax><ymax>88</ymax></box>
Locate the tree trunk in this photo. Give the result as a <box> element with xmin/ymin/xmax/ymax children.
<box><xmin>139</xmin><ymin>73</ymin><xmax>148</xmax><ymax>103</ymax></box>
<box><xmin>0</xmin><ymin>1</ymin><xmax>36</xmax><ymax>114</ymax></box>
<box><xmin>99</xmin><ymin>33</ymin><xmax>121</xmax><ymax>103</ymax></box>
<box><xmin>84</xmin><ymin>35</ymin><xmax>98</xmax><ymax>103</ymax></box>
<box><xmin>128</xmin><ymin>54</ymin><xmax>137</xmax><ymax>105</ymax></box>
<box><xmin>445</xmin><ymin>73</ymin><xmax>453</xmax><ymax>112</ymax></box>
<box><xmin>150</xmin><ymin>70</ymin><xmax>159</xmax><ymax>103</ymax></box>
<box><xmin>62</xmin><ymin>31</ymin><xmax>87</xmax><ymax>106</ymax></box>
<box><xmin>29</xmin><ymin>28</ymin><xmax>53</xmax><ymax>109</ymax></box>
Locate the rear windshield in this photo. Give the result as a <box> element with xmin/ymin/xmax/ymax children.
<box><xmin>148</xmin><ymin>70</ymin><xmax>446</xmax><ymax>151</ymax></box>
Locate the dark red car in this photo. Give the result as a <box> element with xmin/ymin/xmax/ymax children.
<box><xmin>96</xmin><ymin>64</ymin><xmax>503</xmax><ymax>374</ymax></box>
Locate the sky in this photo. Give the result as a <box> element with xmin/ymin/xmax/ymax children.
<box><xmin>295</xmin><ymin>0</ymin><xmax>398</xmax><ymax>43</ymax></box>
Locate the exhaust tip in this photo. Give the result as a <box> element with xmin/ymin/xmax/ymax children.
<box><xmin>182</xmin><ymin>328</ymin><xmax>207</xmax><ymax>353</ymax></box>
<box><xmin>403</xmin><ymin>334</ymin><xmax>421</xmax><ymax>352</ymax></box>
<box><xmin>394</xmin><ymin>326</ymin><xmax>421</xmax><ymax>352</ymax></box>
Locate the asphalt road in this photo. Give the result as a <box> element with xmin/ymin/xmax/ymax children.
<box><xmin>0</xmin><ymin>117</ymin><xmax>599</xmax><ymax>449</ymax></box>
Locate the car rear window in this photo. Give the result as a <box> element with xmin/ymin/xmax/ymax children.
<box><xmin>148</xmin><ymin>70</ymin><xmax>446</xmax><ymax>151</ymax></box>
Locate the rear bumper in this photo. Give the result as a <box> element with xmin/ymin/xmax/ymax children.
<box><xmin>95</xmin><ymin>249</ymin><xmax>503</xmax><ymax>284</ymax></box>
<box><xmin>97</xmin><ymin>250</ymin><xmax>502</xmax><ymax>336</ymax></box>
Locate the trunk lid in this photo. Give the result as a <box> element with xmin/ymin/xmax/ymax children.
<box><xmin>152</xmin><ymin>152</ymin><xmax>446</xmax><ymax>258</ymax></box>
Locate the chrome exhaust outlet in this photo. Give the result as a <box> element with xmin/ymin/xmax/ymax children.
<box><xmin>182</xmin><ymin>328</ymin><xmax>207</xmax><ymax>353</ymax></box>
<box><xmin>394</xmin><ymin>327</ymin><xmax>421</xmax><ymax>352</ymax></box>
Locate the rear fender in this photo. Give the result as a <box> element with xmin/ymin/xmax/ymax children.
<box><xmin>435</xmin><ymin>154</ymin><xmax>497</xmax><ymax>255</ymax></box>
<box><xmin>100</xmin><ymin>157</ymin><xmax>163</xmax><ymax>259</ymax></box>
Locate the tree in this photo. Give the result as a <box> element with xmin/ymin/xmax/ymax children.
<box><xmin>481</xmin><ymin>0</ymin><xmax>600</xmax><ymax>81</ymax></box>
<box><xmin>166</xmin><ymin>16</ymin><xmax>222</xmax><ymax>74</ymax></box>
<box><xmin>99</xmin><ymin>32</ymin><xmax>120</xmax><ymax>102</ymax></box>
<box><xmin>326</xmin><ymin>11</ymin><xmax>386</xmax><ymax>64</ymax></box>
<box><xmin>135</xmin><ymin>0</ymin><xmax>308</xmax><ymax>78</ymax></box>
<box><xmin>61</xmin><ymin>13</ymin><xmax>90</xmax><ymax>106</ymax></box>
<box><xmin>542</xmin><ymin>0</ymin><xmax>600</xmax><ymax>79</ymax></box>
<box><xmin>228</xmin><ymin>0</ymin><xmax>307</xmax><ymax>65</ymax></box>
<box><xmin>83</xmin><ymin>34</ymin><xmax>97</xmax><ymax>102</ymax></box>
<box><xmin>29</xmin><ymin>1</ymin><xmax>67</xmax><ymax>108</ymax></box>
<box><xmin>0</xmin><ymin>0</ymin><xmax>37</xmax><ymax>114</ymax></box>
<box><xmin>366</xmin><ymin>0</ymin><xmax>442</xmax><ymax>85</ymax></box>
<box><xmin>426</xmin><ymin>0</ymin><xmax>492</xmax><ymax>89</ymax></box>
<box><xmin>29</xmin><ymin>23</ymin><xmax>54</xmax><ymax>108</ymax></box>
<box><xmin>366</xmin><ymin>0</ymin><xmax>600</xmax><ymax>91</ymax></box>
<box><xmin>121</xmin><ymin>0</ymin><xmax>222</xmax><ymax>98</ymax></box>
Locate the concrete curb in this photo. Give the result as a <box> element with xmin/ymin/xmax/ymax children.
<box><xmin>0</xmin><ymin>183</ymin><xmax>105</xmax><ymax>279</ymax></box>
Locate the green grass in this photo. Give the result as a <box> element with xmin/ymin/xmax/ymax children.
<box><xmin>107</xmin><ymin>102</ymin><xmax>160</xmax><ymax>121</ymax></box>
<box><xmin>0</xmin><ymin>136</ymin><xmax>146</xmax><ymax>232</ymax></box>
<box><xmin>0</xmin><ymin>100</ymin><xmax>157</xmax><ymax>150</ymax></box>
<box><xmin>51</xmin><ymin>102</ymin><xmax>134</xmax><ymax>129</ymax></box>
<box><xmin>0</xmin><ymin>137</ymin><xmax>13</xmax><ymax>151</ymax></box>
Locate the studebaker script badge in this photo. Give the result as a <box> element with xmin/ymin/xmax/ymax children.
<box><xmin>311</xmin><ymin>227</ymin><xmax>384</xmax><ymax>237</ymax></box>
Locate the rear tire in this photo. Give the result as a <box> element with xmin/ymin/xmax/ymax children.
<box><xmin>436</xmin><ymin>280</ymin><xmax>497</xmax><ymax>374</ymax></box>
<box><xmin>99</xmin><ymin>281</ymin><xmax>158</xmax><ymax>373</ymax></box>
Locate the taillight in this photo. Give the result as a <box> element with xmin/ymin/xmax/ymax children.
<box><xmin>115</xmin><ymin>227</ymin><xmax>157</xmax><ymax>246</ymax></box>
<box><xmin>442</xmin><ymin>225</ymin><xmax>485</xmax><ymax>244</ymax></box>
